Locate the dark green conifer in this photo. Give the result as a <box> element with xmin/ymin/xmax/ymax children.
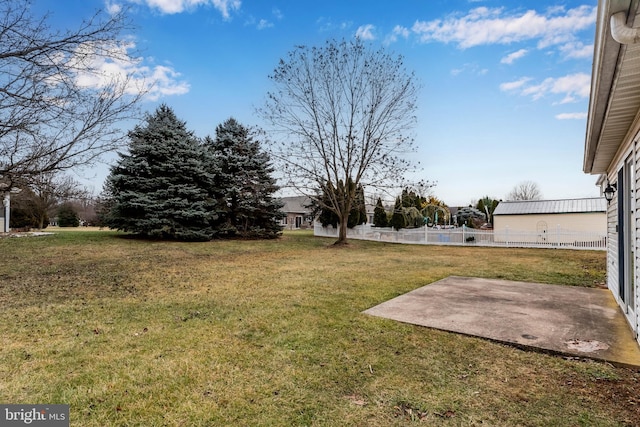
<box><xmin>373</xmin><ymin>197</ymin><xmax>388</xmax><ymax>227</ymax></box>
<box><xmin>390</xmin><ymin>196</ymin><xmax>406</xmax><ymax>230</ymax></box>
<box><xmin>316</xmin><ymin>182</ymin><xmax>339</xmax><ymax>228</ymax></box>
<box><xmin>347</xmin><ymin>184</ymin><xmax>367</xmax><ymax>228</ymax></box>
<box><xmin>57</xmin><ymin>204</ymin><xmax>79</xmax><ymax>227</ymax></box>
<box><xmin>105</xmin><ymin>104</ymin><xmax>220</xmax><ymax>241</ymax></box>
<box><xmin>204</xmin><ymin>118</ymin><xmax>283</xmax><ymax>238</ymax></box>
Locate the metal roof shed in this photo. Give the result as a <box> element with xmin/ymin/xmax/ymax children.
<box><xmin>493</xmin><ymin>198</ymin><xmax>607</xmax><ymax>236</ymax></box>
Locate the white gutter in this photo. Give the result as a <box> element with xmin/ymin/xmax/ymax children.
<box><xmin>610</xmin><ymin>11</ymin><xmax>640</xmax><ymax>44</ymax></box>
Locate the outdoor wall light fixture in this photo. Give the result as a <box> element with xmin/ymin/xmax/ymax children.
<box><xmin>604</xmin><ymin>182</ymin><xmax>617</xmax><ymax>204</ymax></box>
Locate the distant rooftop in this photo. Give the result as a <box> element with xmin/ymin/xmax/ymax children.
<box><xmin>493</xmin><ymin>198</ymin><xmax>606</xmax><ymax>216</ymax></box>
<box><xmin>280</xmin><ymin>196</ymin><xmax>312</xmax><ymax>214</ymax></box>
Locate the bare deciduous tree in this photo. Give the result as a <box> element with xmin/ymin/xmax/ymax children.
<box><xmin>9</xmin><ymin>171</ymin><xmax>88</xmax><ymax>229</ymax></box>
<box><xmin>507</xmin><ymin>181</ymin><xmax>543</xmax><ymax>201</ymax></box>
<box><xmin>30</xmin><ymin>172</ymin><xmax>89</xmax><ymax>229</ymax></box>
<box><xmin>0</xmin><ymin>0</ymin><xmax>143</xmax><ymax>187</ymax></box>
<box><xmin>261</xmin><ymin>38</ymin><xmax>420</xmax><ymax>244</ymax></box>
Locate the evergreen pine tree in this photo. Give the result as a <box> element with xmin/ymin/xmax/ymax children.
<box><xmin>347</xmin><ymin>184</ymin><xmax>367</xmax><ymax>228</ymax></box>
<box><xmin>95</xmin><ymin>179</ymin><xmax>116</xmax><ymax>228</ymax></box>
<box><xmin>10</xmin><ymin>187</ymin><xmax>41</xmax><ymax>229</ymax></box>
<box><xmin>357</xmin><ymin>185</ymin><xmax>368</xmax><ymax>225</ymax></box>
<box><xmin>204</xmin><ymin>118</ymin><xmax>283</xmax><ymax>239</ymax></box>
<box><xmin>105</xmin><ymin>104</ymin><xmax>221</xmax><ymax>241</ymax></box>
<box><xmin>391</xmin><ymin>196</ymin><xmax>406</xmax><ymax>230</ymax></box>
<box><xmin>401</xmin><ymin>187</ymin><xmax>426</xmax><ymax>209</ymax></box>
<box><xmin>316</xmin><ymin>182</ymin><xmax>340</xmax><ymax>228</ymax></box>
<box><xmin>57</xmin><ymin>203</ymin><xmax>79</xmax><ymax>227</ymax></box>
<box><xmin>373</xmin><ymin>197</ymin><xmax>388</xmax><ymax>227</ymax></box>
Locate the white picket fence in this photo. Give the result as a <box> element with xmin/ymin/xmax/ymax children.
<box><xmin>314</xmin><ymin>223</ymin><xmax>607</xmax><ymax>250</ymax></box>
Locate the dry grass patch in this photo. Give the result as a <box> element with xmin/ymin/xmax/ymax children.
<box><xmin>1</xmin><ymin>229</ymin><xmax>637</xmax><ymax>426</ymax></box>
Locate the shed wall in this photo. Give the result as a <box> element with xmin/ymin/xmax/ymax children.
<box><xmin>494</xmin><ymin>212</ymin><xmax>606</xmax><ymax>235</ymax></box>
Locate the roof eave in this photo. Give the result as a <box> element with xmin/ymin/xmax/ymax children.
<box><xmin>584</xmin><ymin>0</ymin><xmax>632</xmax><ymax>174</ymax></box>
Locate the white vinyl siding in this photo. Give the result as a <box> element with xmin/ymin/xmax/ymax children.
<box><xmin>608</xmin><ymin>190</ymin><xmax>619</xmax><ymax>297</ymax></box>
<box><xmin>634</xmin><ymin>134</ymin><xmax>640</xmax><ymax>342</ymax></box>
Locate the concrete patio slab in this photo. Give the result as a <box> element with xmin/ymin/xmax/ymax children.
<box><xmin>363</xmin><ymin>276</ymin><xmax>640</xmax><ymax>368</ymax></box>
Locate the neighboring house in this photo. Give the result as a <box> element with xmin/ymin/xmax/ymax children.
<box><xmin>279</xmin><ymin>196</ymin><xmax>375</xmax><ymax>229</ymax></box>
<box><xmin>493</xmin><ymin>198</ymin><xmax>607</xmax><ymax>243</ymax></box>
<box><xmin>279</xmin><ymin>196</ymin><xmax>314</xmax><ymax>230</ymax></box>
<box><xmin>584</xmin><ymin>0</ymin><xmax>640</xmax><ymax>343</ymax></box>
<box><xmin>365</xmin><ymin>202</ymin><xmax>375</xmax><ymax>225</ymax></box>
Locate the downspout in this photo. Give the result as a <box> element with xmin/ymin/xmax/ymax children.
<box><xmin>610</xmin><ymin>11</ymin><xmax>640</xmax><ymax>44</ymax></box>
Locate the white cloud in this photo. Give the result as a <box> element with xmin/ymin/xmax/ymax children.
<box><xmin>385</xmin><ymin>25</ymin><xmax>410</xmax><ymax>44</ymax></box>
<box><xmin>355</xmin><ymin>24</ymin><xmax>376</xmax><ymax>40</ymax></box>
<box><xmin>113</xmin><ymin>0</ymin><xmax>240</xmax><ymax>19</ymax></box>
<box><xmin>393</xmin><ymin>25</ymin><xmax>410</xmax><ymax>39</ymax></box>
<box><xmin>546</xmin><ymin>73</ymin><xmax>591</xmax><ymax>103</ymax></box>
<box><xmin>257</xmin><ymin>19</ymin><xmax>273</xmax><ymax>30</ymax></box>
<box><xmin>558</xmin><ymin>41</ymin><xmax>594</xmax><ymax>59</ymax></box>
<box><xmin>555</xmin><ymin>112</ymin><xmax>587</xmax><ymax>120</ymax></box>
<box><xmin>500</xmin><ymin>49</ymin><xmax>528</xmax><ymax>64</ymax></box>
<box><xmin>451</xmin><ymin>62</ymin><xmax>488</xmax><ymax>76</ymax></box>
<box><xmin>212</xmin><ymin>0</ymin><xmax>240</xmax><ymax>19</ymax></box>
<box><xmin>501</xmin><ymin>72</ymin><xmax>591</xmax><ymax>103</ymax></box>
<box><xmin>411</xmin><ymin>5</ymin><xmax>595</xmax><ymax>50</ymax></box>
<box><xmin>145</xmin><ymin>65</ymin><xmax>191</xmax><ymax>99</ymax></box>
<box><xmin>143</xmin><ymin>0</ymin><xmax>200</xmax><ymax>14</ymax></box>
<box><xmin>317</xmin><ymin>17</ymin><xmax>353</xmax><ymax>33</ymax></box>
<box><xmin>105</xmin><ymin>1</ymin><xmax>122</xmax><ymax>15</ymax></box>
<box><xmin>250</xmin><ymin>7</ymin><xmax>282</xmax><ymax>29</ymax></box>
<box><xmin>499</xmin><ymin>77</ymin><xmax>531</xmax><ymax>92</ymax></box>
<box><xmin>69</xmin><ymin>41</ymin><xmax>190</xmax><ymax>101</ymax></box>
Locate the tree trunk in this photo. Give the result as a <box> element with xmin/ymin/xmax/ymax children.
<box><xmin>335</xmin><ymin>219</ymin><xmax>349</xmax><ymax>245</ymax></box>
<box><xmin>334</xmin><ymin>193</ymin><xmax>353</xmax><ymax>246</ymax></box>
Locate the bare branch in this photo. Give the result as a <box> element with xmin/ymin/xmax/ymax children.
<box><xmin>0</xmin><ymin>0</ymin><xmax>142</xmax><ymax>187</ymax></box>
<box><xmin>507</xmin><ymin>180</ymin><xmax>543</xmax><ymax>201</ymax></box>
<box><xmin>259</xmin><ymin>39</ymin><xmax>421</xmax><ymax>243</ymax></box>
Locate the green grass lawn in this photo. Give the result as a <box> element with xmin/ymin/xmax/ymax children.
<box><xmin>1</xmin><ymin>229</ymin><xmax>637</xmax><ymax>426</ymax></box>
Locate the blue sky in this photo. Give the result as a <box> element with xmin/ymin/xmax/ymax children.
<box><xmin>35</xmin><ymin>0</ymin><xmax>599</xmax><ymax>206</ymax></box>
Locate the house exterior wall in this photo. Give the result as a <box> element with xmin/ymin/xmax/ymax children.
<box><xmin>584</xmin><ymin>0</ymin><xmax>640</xmax><ymax>347</ymax></box>
<box><xmin>280</xmin><ymin>213</ymin><xmax>314</xmax><ymax>230</ymax></box>
<box><xmin>604</xmin><ymin>127</ymin><xmax>640</xmax><ymax>344</ymax></box>
<box><xmin>607</xmin><ymin>192</ymin><xmax>619</xmax><ymax>295</ymax></box>
<box><xmin>633</xmin><ymin>132</ymin><xmax>640</xmax><ymax>343</ymax></box>
<box><xmin>493</xmin><ymin>212</ymin><xmax>606</xmax><ymax>243</ymax></box>
<box><xmin>635</xmin><ymin>137</ymin><xmax>640</xmax><ymax>341</ymax></box>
